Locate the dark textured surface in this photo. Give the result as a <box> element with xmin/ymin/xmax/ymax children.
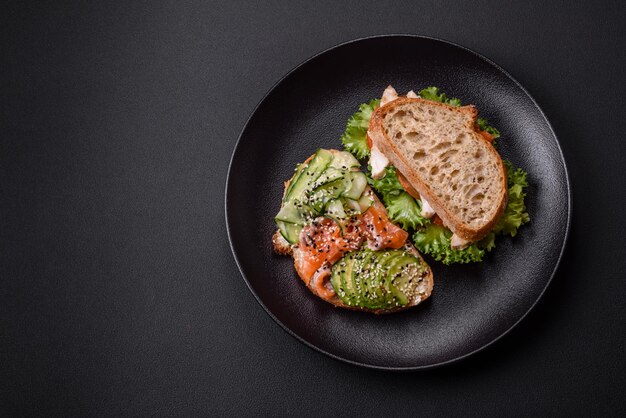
<box><xmin>2</xmin><ymin>0</ymin><xmax>625</xmax><ymax>416</ymax></box>
<box><xmin>227</xmin><ymin>36</ymin><xmax>570</xmax><ymax>369</ymax></box>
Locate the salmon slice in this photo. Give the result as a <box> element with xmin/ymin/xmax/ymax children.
<box><xmin>361</xmin><ymin>199</ymin><xmax>408</xmax><ymax>250</ymax></box>
<box><xmin>294</xmin><ymin>195</ymin><xmax>409</xmax><ymax>288</ymax></box>
<box><xmin>295</xmin><ymin>218</ymin><xmax>362</xmax><ymax>283</ymax></box>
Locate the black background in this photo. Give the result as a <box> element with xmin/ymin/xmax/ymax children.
<box><xmin>2</xmin><ymin>1</ymin><xmax>625</xmax><ymax>416</ymax></box>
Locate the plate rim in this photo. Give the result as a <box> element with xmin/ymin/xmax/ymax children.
<box><xmin>224</xmin><ymin>34</ymin><xmax>572</xmax><ymax>371</ymax></box>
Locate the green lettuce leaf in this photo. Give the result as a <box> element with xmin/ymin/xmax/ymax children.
<box><xmin>477</xmin><ymin>117</ymin><xmax>501</xmax><ymax>140</ymax></box>
<box><xmin>493</xmin><ymin>160</ymin><xmax>530</xmax><ymax>236</ymax></box>
<box><xmin>479</xmin><ymin>231</ymin><xmax>497</xmax><ymax>252</ymax></box>
<box><xmin>385</xmin><ymin>192</ymin><xmax>429</xmax><ymax>230</ymax></box>
<box><xmin>418</xmin><ymin>86</ymin><xmax>461</xmax><ymax>106</ymax></box>
<box><xmin>367</xmin><ymin>166</ymin><xmax>429</xmax><ymax>229</ymax></box>
<box><xmin>367</xmin><ymin>166</ymin><xmax>405</xmax><ymax>197</ymax></box>
<box><xmin>339</xmin><ymin>99</ymin><xmax>380</xmax><ymax>159</ymax></box>
<box><xmin>413</xmin><ymin>224</ymin><xmax>486</xmax><ymax>265</ymax></box>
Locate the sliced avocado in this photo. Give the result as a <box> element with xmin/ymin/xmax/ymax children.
<box><xmin>358</xmin><ymin>250</ymin><xmax>380</xmax><ymax>309</ymax></box>
<box><xmin>345</xmin><ymin>250</ymin><xmax>371</xmax><ymax>307</ymax></box>
<box><xmin>330</xmin><ymin>257</ymin><xmax>347</xmax><ymax>299</ymax></box>
<box><xmin>284</xmin><ymin>149</ymin><xmax>333</xmax><ymax>203</ymax></box>
<box><xmin>350</xmin><ymin>250</ymin><xmax>368</xmax><ymax>306</ymax></box>
<box><xmin>373</xmin><ymin>250</ymin><xmax>401</xmax><ymax>308</ymax></box>
<box><xmin>365</xmin><ymin>250</ymin><xmax>401</xmax><ymax>310</ymax></box>
<box><xmin>385</xmin><ymin>253</ymin><xmax>422</xmax><ymax>306</ymax></box>
<box><xmin>331</xmin><ymin>249</ymin><xmax>425</xmax><ymax>309</ymax></box>
<box><xmin>336</xmin><ymin>250</ymin><xmax>402</xmax><ymax>309</ymax></box>
<box><xmin>339</xmin><ymin>253</ymin><xmax>357</xmax><ymax>306</ymax></box>
<box><xmin>383</xmin><ymin>254</ymin><xmax>412</xmax><ymax>305</ymax></box>
<box><xmin>356</xmin><ymin>249</ymin><xmax>387</xmax><ymax>309</ymax></box>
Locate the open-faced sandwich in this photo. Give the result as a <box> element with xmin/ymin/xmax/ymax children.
<box><xmin>273</xmin><ymin>149</ymin><xmax>433</xmax><ymax>313</ymax></box>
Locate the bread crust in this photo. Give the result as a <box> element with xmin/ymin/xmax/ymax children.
<box><xmin>368</xmin><ymin>97</ymin><xmax>507</xmax><ymax>243</ymax></box>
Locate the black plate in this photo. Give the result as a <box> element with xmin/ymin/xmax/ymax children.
<box><xmin>225</xmin><ymin>35</ymin><xmax>571</xmax><ymax>370</ymax></box>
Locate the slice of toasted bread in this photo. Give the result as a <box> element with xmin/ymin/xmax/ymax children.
<box><xmin>273</xmin><ymin>149</ymin><xmax>433</xmax><ymax>314</ymax></box>
<box><xmin>368</xmin><ymin>97</ymin><xmax>507</xmax><ymax>243</ymax></box>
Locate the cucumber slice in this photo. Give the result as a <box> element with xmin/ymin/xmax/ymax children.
<box><xmin>343</xmin><ymin>172</ymin><xmax>368</xmax><ymax>200</ymax></box>
<box><xmin>358</xmin><ymin>194</ymin><xmax>374</xmax><ymax>212</ymax></box>
<box><xmin>309</xmin><ymin>179</ymin><xmax>345</xmax><ymax>212</ymax></box>
<box><xmin>276</xmin><ymin>220</ymin><xmax>302</xmax><ymax>244</ymax></box>
<box><xmin>284</xmin><ymin>149</ymin><xmax>333</xmax><ymax>203</ymax></box>
<box><xmin>326</xmin><ymin>199</ymin><xmax>347</xmax><ymax>220</ymax></box>
<box><xmin>283</xmin><ymin>162</ymin><xmax>307</xmax><ymax>203</ymax></box>
<box><xmin>343</xmin><ymin>198</ymin><xmax>362</xmax><ymax>214</ymax></box>
<box><xmin>313</xmin><ymin>167</ymin><xmax>347</xmax><ymax>189</ymax></box>
<box><xmin>328</xmin><ymin>151</ymin><xmax>360</xmax><ymax>170</ymax></box>
<box><xmin>275</xmin><ymin>200</ymin><xmax>317</xmax><ymax>225</ymax></box>
<box><xmin>277</xmin><ymin>149</ymin><xmax>366</xmax><ymax>245</ymax></box>
<box><xmin>275</xmin><ymin>200</ymin><xmax>304</xmax><ymax>224</ymax></box>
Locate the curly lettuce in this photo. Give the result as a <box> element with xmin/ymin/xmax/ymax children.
<box><xmin>477</xmin><ymin>118</ymin><xmax>501</xmax><ymax>140</ymax></box>
<box><xmin>339</xmin><ymin>99</ymin><xmax>379</xmax><ymax>159</ymax></box>
<box><xmin>385</xmin><ymin>192</ymin><xmax>429</xmax><ymax>230</ymax></box>
<box><xmin>418</xmin><ymin>86</ymin><xmax>461</xmax><ymax>107</ymax></box>
<box><xmin>367</xmin><ymin>166</ymin><xmax>404</xmax><ymax>196</ymax></box>
<box><xmin>479</xmin><ymin>231</ymin><xmax>497</xmax><ymax>252</ymax></box>
<box><xmin>493</xmin><ymin>160</ymin><xmax>530</xmax><ymax>236</ymax></box>
<box><xmin>413</xmin><ymin>224</ymin><xmax>487</xmax><ymax>264</ymax></box>
<box><xmin>367</xmin><ymin>166</ymin><xmax>429</xmax><ymax>229</ymax></box>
